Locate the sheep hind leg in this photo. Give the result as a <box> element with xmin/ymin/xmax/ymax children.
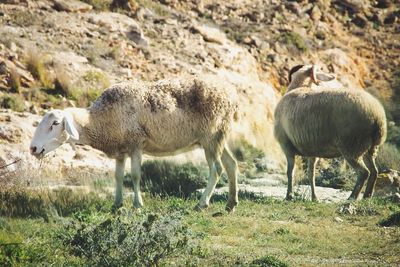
<box><xmin>221</xmin><ymin>145</ymin><xmax>238</xmax><ymax>212</ymax></box>
<box><xmin>197</xmin><ymin>149</ymin><xmax>223</xmax><ymax>210</ymax></box>
<box><xmin>285</xmin><ymin>153</ymin><xmax>295</xmax><ymax>201</ymax></box>
<box><xmin>113</xmin><ymin>155</ymin><xmax>127</xmax><ymax>211</ymax></box>
<box><xmin>363</xmin><ymin>147</ymin><xmax>378</xmax><ymax>198</ymax></box>
<box><xmin>345</xmin><ymin>157</ymin><xmax>370</xmax><ymax>200</ymax></box>
<box><xmin>307</xmin><ymin>157</ymin><xmax>318</xmax><ymax>202</ymax></box>
<box><xmin>131</xmin><ymin>149</ymin><xmax>143</xmax><ymax>209</ymax></box>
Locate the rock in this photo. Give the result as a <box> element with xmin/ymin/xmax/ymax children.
<box><xmin>352</xmin><ymin>14</ymin><xmax>368</xmax><ymax>28</ymax></box>
<box><xmin>391</xmin><ymin>193</ymin><xmax>400</xmax><ymax>203</ymax></box>
<box><xmin>375</xmin><ymin>0</ymin><xmax>392</xmax><ymax>8</ymax></box>
<box><xmin>334</xmin><ymin>0</ymin><xmax>368</xmax><ymax>14</ymax></box>
<box><xmin>384</xmin><ymin>12</ymin><xmax>398</xmax><ymax>25</ymax></box>
<box><xmin>310</xmin><ymin>5</ymin><xmax>322</xmax><ymax>21</ymax></box>
<box><xmin>53</xmin><ymin>0</ymin><xmax>93</xmax><ymax>13</ymax></box>
<box><xmin>191</xmin><ymin>24</ymin><xmax>226</xmax><ymax>45</ymax></box>
<box><xmin>334</xmin><ymin>217</ymin><xmax>344</xmax><ymax>223</ymax></box>
<box><xmin>337</xmin><ymin>202</ymin><xmax>357</xmax><ymax>215</ymax></box>
<box><xmin>85</xmin><ymin>12</ymin><xmax>148</xmax><ymax>47</ymax></box>
<box><xmin>375</xmin><ymin>170</ymin><xmax>400</xmax><ymax>196</ymax></box>
<box><xmin>285</xmin><ymin>2</ymin><xmax>301</xmax><ymax>15</ymax></box>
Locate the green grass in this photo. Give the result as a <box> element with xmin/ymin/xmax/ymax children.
<box><xmin>0</xmin><ymin>187</ymin><xmax>399</xmax><ymax>266</ymax></box>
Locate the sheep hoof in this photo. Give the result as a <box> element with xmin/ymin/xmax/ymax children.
<box><xmin>347</xmin><ymin>197</ymin><xmax>355</xmax><ymax>201</ymax></box>
<box><xmin>133</xmin><ymin>202</ymin><xmax>143</xmax><ymax>210</ymax></box>
<box><xmin>285</xmin><ymin>194</ymin><xmax>294</xmax><ymax>201</ymax></box>
<box><xmin>363</xmin><ymin>192</ymin><xmax>373</xmax><ymax>198</ymax></box>
<box><xmin>225</xmin><ymin>201</ymin><xmax>238</xmax><ymax>213</ymax></box>
<box><xmin>312</xmin><ymin>196</ymin><xmax>319</xmax><ymax>202</ymax></box>
<box><xmin>111</xmin><ymin>203</ymin><xmax>123</xmax><ymax>213</ymax></box>
<box><xmin>194</xmin><ymin>203</ymin><xmax>208</xmax><ymax>212</ymax></box>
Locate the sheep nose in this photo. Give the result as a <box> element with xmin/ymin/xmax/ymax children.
<box><xmin>30</xmin><ymin>146</ymin><xmax>37</xmax><ymax>155</ymax></box>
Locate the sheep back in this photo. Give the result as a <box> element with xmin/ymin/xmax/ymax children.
<box><xmin>274</xmin><ymin>87</ymin><xmax>386</xmax><ymax>158</ymax></box>
<box><xmin>86</xmin><ymin>77</ymin><xmax>237</xmax><ymax>157</ymax></box>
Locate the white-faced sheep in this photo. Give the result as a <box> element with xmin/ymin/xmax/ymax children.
<box><xmin>274</xmin><ymin>64</ymin><xmax>387</xmax><ymax>201</ymax></box>
<box><xmin>30</xmin><ymin>76</ymin><xmax>239</xmax><ymax>211</ymax></box>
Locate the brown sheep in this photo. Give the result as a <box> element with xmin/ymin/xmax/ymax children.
<box><xmin>274</xmin><ymin>64</ymin><xmax>387</xmax><ymax>201</ymax></box>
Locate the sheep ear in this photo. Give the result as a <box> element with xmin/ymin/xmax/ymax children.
<box><xmin>316</xmin><ymin>73</ymin><xmax>336</xmax><ymax>82</ymax></box>
<box><xmin>63</xmin><ymin>113</ymin><xmax>79</xmax><ymax>141</ymax></box>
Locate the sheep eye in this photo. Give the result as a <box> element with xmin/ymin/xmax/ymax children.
<box><xmin>52</xmin><ymin>121</ymin><xmax>60</xmax><ymax>126</ymax></box>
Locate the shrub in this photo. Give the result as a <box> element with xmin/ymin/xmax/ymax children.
<box><xmin>24</xmin><ymin>50</ymin><xmax>53</xmax><ymax>88</ymax></box>
<box><xmin>232</xmin><ymin>138</ymin><xmax>265</xmax><ymax>178</ymax></box>
<box><xmin>0</xmin><ymin>187</ymin><xmax>110</xmax><ymax>218</ymax></box>
<box><xmin>8</xmin><ymin>67</ymin><xmax>21</xmax><ymax>93</ymax></box>
<box><xmin>280</xmin><ymin>31</ymin><xmax>308</xmax><ymax>52</ymax></box>
<box><xmin>81</xmin><ymin>0</ymin><xmax>112</xmax><ymax>10</ymax></box>
<box><xmin>379</xmin><ymin>210</ymin><xmax>400</xmax><ymax>227</ymax></box>
<box><xmin>250</xmin><ymin>255</ymin><xmax>289</xmax><ymax>267</ymax></box>
<box><xmin>0</xmin><ymin>94</ymin><xmax>25</xmax><ymax>112</ymax></box>
<box><xmin>377</xmin><ymin>143</ymin><xmax>400</xmax><ymax>171</ymax></box>
<box><xmin>132</xmin><ymin>160</ymin><xmax>207</xmax><ymax>198</ymax></box>
<box><xmin>60</xmin><ymin>212</ymin><xmax>190</xmax><ymax>266</ymax></box>
<box><xmin>315</xmin><ymin>158</ymin><xmax>356</xmax><ymax>190</ymax></box>
<box><xmin>66</xmin><ymin>70</ymin><xmax>110</xmax><ymax>107</ymax></box>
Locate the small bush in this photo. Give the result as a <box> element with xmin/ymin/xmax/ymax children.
<box><xmin>0</xmin><ymin>94</ymin><xmax>25</xmax><ymax>112</ymax></box>
<box><xmin>60</xmin><ymin>212</ymin><xmax>190</xmax><ymax>266</ymax></box>
<box><xmin>81</xmin><ymin>0</ymin><xmax>112</xmax><ymax>10</ymax></box>
<box><xmin>0</xmin><ymin>187</ymin><xmax>110</xmax><ymax>218</ymax></box>
<box><xmin>379</xmin><ymin>210</ymin><xmax>400</xmax><ymax>227</ymax></box>
<box><xmin>24</xmin><ymin>50</ymin><xmax>52</xmax><ymax>88</ymax></box>
<box><xmin>67</xmin><ymin>70</ymin><xmax>110</xmax><ymax>107</ymax></box>
<box><xmin>315</xmin><ymin>158</ymin><xmax>355</xmax><ymax>190</ymax></box>
<box><xmin>9</xmin><ymin>10</ymin><xmax>38</xmax><ymax>27</ymax></box>
<box><xmin>232</xmin><ymin>138</ymin><xmax>265</xmax><ymax>178</ymax></box>
<box><xmin>386</xmin><ymin>123</ymin><xmax>400</xmax><ymax>148</ymax></box>
<box><xmin>377</xmin><ymin>143</ymin><xmax>400</xmax><ymax>171</ymax></box>
<box><xmin>280</xmin><ymin>31</ymin><xmax>308</xmax><ymax>52</ymax></box>
<box><xmin>8</xmin><ymin>67</ymin><xmax>21</xmax><ymax>93</ymax></box>
<box><xmin>251</xmin><ymin>255</ymin><xmax>289</xmax><ymax>267</ymax></box>
<box><xmin>135</xmin><ymin>160</ymin><xmax>207</xmax><ymax>198</ymax></box>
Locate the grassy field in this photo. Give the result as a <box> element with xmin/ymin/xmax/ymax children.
<box><xmin>0</xmin><ymin>187</ymin><xmax>399</xmax><ymax>267</ymax></box>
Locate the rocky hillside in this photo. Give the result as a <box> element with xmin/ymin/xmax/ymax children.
<box><xmin>0</xmin><ymin>0</ymin><xmax>399</xmax><ymax>177</ymax></box>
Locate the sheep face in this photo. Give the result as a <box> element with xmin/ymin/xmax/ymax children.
<box><xmin>30</xmin><ymin>110</ymin><xmax>79</xmax><ymax>159</ymax></box>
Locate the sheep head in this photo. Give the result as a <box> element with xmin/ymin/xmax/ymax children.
<box><xmin>30</xmin><ymin>110</ymin><xmax>79</xmax><ymax>159</ymax></box>
<box><xmin>287</xmin><ymin>64</ymin><xmax>336</xmax><ymax>92</ymax></box>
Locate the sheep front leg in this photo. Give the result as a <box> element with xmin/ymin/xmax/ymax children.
<box><xmin>131</xmin><ymin>149</ymin><xmax>143</xmax><ymax>209</ymax></box>
<box><xmin>198</xmin><ymin>150</ymin><xmax>223</xmax><ymax>210</ymax></box>
<box><xmin>114</xmin><ymin>155</ymin><xmax>127</xmax><ymax>209</ymax></box>
<box><xmin>307</xmin><ymin>157</ymin><xmax>318</xmax><ymax>201</ymax></box>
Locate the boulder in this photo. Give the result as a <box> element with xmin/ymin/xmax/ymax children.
<box><xmin>85</xmin><ymin>12</ymin><xmax>148</xmax><ymax>47</ymax></box>
<box><xmin>53</xmin><ymin>0</ymin><xmax>93</xmax><ymax>13</ymax></box>
<box><xmin>191</xmin><ymin>24</ymin><xmax>226</xmax><ymax>45</ymax></box>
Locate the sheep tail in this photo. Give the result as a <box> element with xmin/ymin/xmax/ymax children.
<box><xmin>372</xmin><ymin>119</ymin><xmax>387</xmax><ymax>147</ymax></box>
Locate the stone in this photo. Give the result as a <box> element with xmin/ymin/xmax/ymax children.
<box><xmin>310</xmin><ymin>5</ymin><xmax>322</xmax><ymax>21</ymax></box>
<box><xmin>375</xmin><ymin>0</ymin><xmax>392</xmax><ymax>8</ymax></box>
<box><xmin>53</xmin><ymin>0</ymin><xmax>93</xmax><ymax>13</ymax></box>
<box><xmin>352</xmin><ymin>14</ymin><xmax>368</xmax><ymax>28</ymax></box>
<box><xmin>191</xmin><ymin>24</ymin><xmax>226</xmax><ymax>45</ymax></box>
<box><xmin>334</xmin><ymin>0</ymin><xmax>368</xmax><ymax>14</ymax></box>
<box><xmin>85</xmin><ymin>12</ymin><xmax>148</xmax><ymax>47</ymax></box>
<box><xmin>334</xmin><ymin>217</ymin><xmax>344</xmax><ymax>223</ymax></box>
<box><xmin>338</xmin><ymin>202</ymin><xmax>357</xmax><ymax>215</ymax></box>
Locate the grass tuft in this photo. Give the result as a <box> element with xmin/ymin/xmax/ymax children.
<box><xmin>251</xmin><ymin>255</ymin><xmax>289</xmax><ymax>267</ymax></box>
